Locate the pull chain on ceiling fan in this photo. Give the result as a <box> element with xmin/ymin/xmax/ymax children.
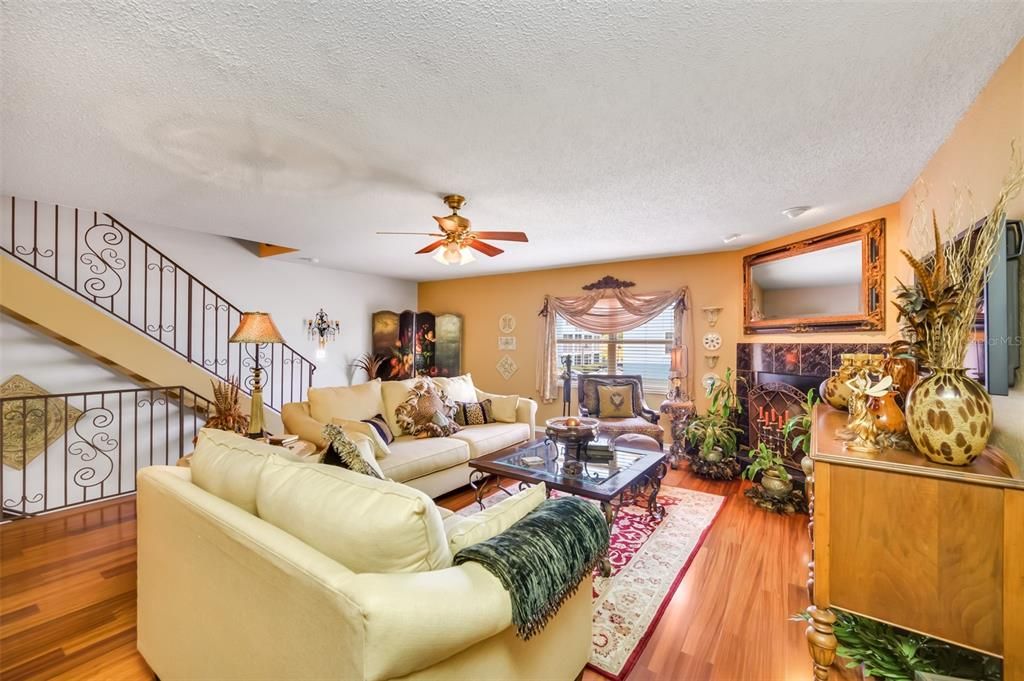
<box><xmin>376</xmin><ymin>194</ymin><xmax>529</xmax><ymax>265</ymax></box>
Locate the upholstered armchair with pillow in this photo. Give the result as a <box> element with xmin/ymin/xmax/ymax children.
<box><xmin>282</xmin><ymin>375</ymin><xmax>537</xmax><ymax>498</ymax></box>
<box><xmin>576</xmin><ymin>373</ymin><xmax>664</xmax><ymax>446</ymax></box>
<box><xmin>137</xmin><ymin>430</ymin><xmax>592</xmax><ymax>681</ymax></box>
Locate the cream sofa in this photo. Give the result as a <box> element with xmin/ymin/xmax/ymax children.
<box><xmin>137</xmin><ymin>430</ymin><xmax>592</xmax><ymax>681</ymax></box>
<box><xmin>282</xmin><ymin>375</ymin><xmax>537</xmax><ymax>498</ymax></box>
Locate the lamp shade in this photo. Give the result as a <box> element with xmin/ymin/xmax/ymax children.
<box><xmin>229</xmin><ymin>312</ymin><xmax>285</xmax><ymax>344</ymax></box>
<box><xmin>670</xmin><ymin>346</ymin><xmax>685</xmax><ymax>374</ymax></box>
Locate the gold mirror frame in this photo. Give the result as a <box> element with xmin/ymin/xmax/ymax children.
<box><xmin>743</xmin><ymin>218</ymin><xmax>885</xmax><ymax>334</ymax></box>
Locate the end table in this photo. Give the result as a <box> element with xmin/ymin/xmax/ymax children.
<box><xmin>659</xmin><ymin>400</ymin><xmax>695</xmax><ymax>469</ymax></box>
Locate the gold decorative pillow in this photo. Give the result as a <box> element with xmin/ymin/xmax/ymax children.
<box><xmin>598</xmin><ymin>384</ymin><xmax>635</xmax><ymax>418</ymax></box>
<box><xmin>394</xmin><ymin>380</ymin><xmax>461</xmax><ymax>438</ymax></box>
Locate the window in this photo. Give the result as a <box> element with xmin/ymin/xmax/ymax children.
<box><xmin>555</xmin><ymin>307</ymin><xmax>674</xmax><ymax>391</ymax></box>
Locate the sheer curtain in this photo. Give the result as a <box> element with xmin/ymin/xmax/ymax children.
<box><xmin>536</xmin><ymin>286</ymin><xmax>693</xmax><ymax>403</ymax></box>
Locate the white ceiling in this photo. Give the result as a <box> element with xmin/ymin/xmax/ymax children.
<box><xmin>2</xmin><ymin>2</ymin><xmax>1023</xmax><ymax>282</ymax></box>
<box><xmin>752</xmin><ymin>241</ymin><xmax>862</xmax><ymax>289</ymax></box>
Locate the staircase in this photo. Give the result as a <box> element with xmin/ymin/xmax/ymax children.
<box><xmin>1</xmin><ymin>197</ymin><xmax>316</xmax><ymax>416</ymax></box>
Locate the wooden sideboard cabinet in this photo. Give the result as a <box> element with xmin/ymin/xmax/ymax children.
<box><xmin>805</xmin><ymin>405</ymin><xmax>1023</xmax><ymax>681</ymax></box>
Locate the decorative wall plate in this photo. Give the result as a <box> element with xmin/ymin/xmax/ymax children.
<box><xmin>498</xmin><ymin>314</ymin><xmax>516</xmax><ymax>334</ymax></box>
<box><xmin>498</xmin><ymin>336</ymin><xmax>517</xmax><ymax>351</ymax></box>
<box><xmin>702</xmin><ymin>332</ymin><xmax>722</xmax><ymax>351</ymax></box>
<box><xmin>496</xmin><ymin>354</ymin><xmax>518</xmax><ymax>380</ymax></box>
<box><xmin>701</xmin><ymin>372</ymin><xmax>721</xmax><ymax>392</ymax></box>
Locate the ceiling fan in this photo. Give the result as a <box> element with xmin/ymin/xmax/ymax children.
<box><xmin>377</xmin><ymin>194</ymin><xmax>529</xmax><ymax>265</ymax></box>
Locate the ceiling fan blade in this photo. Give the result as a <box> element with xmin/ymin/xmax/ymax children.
<box><xmin>415</xmin><ymin>239</ymin><xmax>448</xmax><ymax>254</ymax></box>
<box><xmin>471</xmin><ymin>231</ymin><xmax>529</xmax><ymax>242</ymax></box>
<box><xmin>468</xmin><ymin>240</ymin><xmax>504</xmax><ymax>257</ymax></box>
<box><xmin>376</xmin><ymin>231</ymin><xmax>445</xmax><ymax>236</ymax></box>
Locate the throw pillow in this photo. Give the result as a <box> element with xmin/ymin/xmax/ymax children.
<box><xmin>433</xmin><ymin>374</ymin><xmax>478</xmax><ymax>403</ymax></box>
<box><xmin>394</xmin><ymin>380</ymin><xmax>461</xmax><ymax>438</ymax></box>
<box><xmin>583</xmin><ymin>378</ymin><xmax>642</xmax><ymax>416</ymax></box>
<box><xmin>330</xmin><ymin>417</ymin><xmax>391</xmax><ymax>460</ymax></box>
<box><xmin>598</xmin><ymin>384</ymin><xmax>635</xmax><ymax>418</ymax></box>
<box><xmin>453</xmin><ymin>399</ymin><xmax>495</xmax><ymax>426</ymax></box>
<box><xmin>361</xmin><ymin>414</ymin><xmax>395</xmax><ymax>445</ymax></box>
<box><xmin>320</xmin><ymin>423</ymin><xmax>385</xmax><ymax>479</ymax></box>
<box><xmin>477</xmin><ymin>390</ymin><xmax>519</xmax><ymax>423</ymax></box>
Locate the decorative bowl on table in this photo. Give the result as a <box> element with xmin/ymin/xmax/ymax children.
<box><xmin>544</xmin><ymin>416</ymin><xmax>600</xmax><ymax>446</ymax></box>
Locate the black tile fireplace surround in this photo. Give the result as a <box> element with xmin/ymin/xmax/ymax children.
<box><xmin>735</xmin><ymin>341</ymin><xmax>889</xmax><ymax>470</ymax></box>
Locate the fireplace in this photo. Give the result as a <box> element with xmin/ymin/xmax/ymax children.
<box><xmin>735</xmin><ymin>341</ymin><xmax>888</xmax><ymax>479</ymax></box>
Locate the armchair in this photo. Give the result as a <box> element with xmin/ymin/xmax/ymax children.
<box><xmin>576</xmin><ymin>374</ymin><xmax>664</xmax><ymax>446</ymax></box>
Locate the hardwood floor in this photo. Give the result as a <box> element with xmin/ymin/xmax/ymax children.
<box><xmin>0</xmin><ymin>468</ymin><xmax>851</xmax><ymax>680</ymax></box>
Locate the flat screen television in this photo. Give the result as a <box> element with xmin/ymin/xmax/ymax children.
<box><xmin>959</xmin><ymin>216</ymin><xmax>1021</xmax><ymax>396</ymax></box>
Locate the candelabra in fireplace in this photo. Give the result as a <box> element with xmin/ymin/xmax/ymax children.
<box><xmin>746</xmin><ymin>381</ymin><xmax>808</xmax><ymax>474</ymax></box>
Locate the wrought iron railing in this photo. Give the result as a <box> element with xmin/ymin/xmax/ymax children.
<box><xmin>1</xmin><ymin>197</ymin><xmax>316</xmax><ymax>412</ymax></box>
<box><xmin>1</xmin><ymin>386</ymin><xmax>211</xmax><ymax>519</ymax></box>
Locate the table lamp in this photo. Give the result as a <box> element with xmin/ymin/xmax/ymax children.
<box><xmin>667</xmin><ymin>346</ymin><xmax>684</xmax><ymax>401</ymax></box>
<box><xmin>229</xmin><ymin>311</ymin><xmax>284</xmax><ymax>438</ymax></box>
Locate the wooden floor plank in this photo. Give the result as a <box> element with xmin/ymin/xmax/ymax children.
<box><xmin>0</xmin><ymin>469</ymin><xmax>846</xmax><ymax>679</ymax></box>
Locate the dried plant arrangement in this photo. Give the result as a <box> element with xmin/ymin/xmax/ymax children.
<box><xmin>351</xmin><ymin>352</ymin><xmax>386</xmax><ymax>381</ymax></box>
<box><xmin>894</xmin><ymin>143</ymin><xmax>1024</xmax><ymax>368</ymax></box>
<box><xmin>205</xmin><ymin>376</ymin><xmax>249</xmax><ymax>434</ymax></box>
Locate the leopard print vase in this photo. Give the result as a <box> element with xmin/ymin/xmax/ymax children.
<box><xmin>905</xmin><ymin>368</ymin><xmax>992</xmax><ymax>466</ymax></box>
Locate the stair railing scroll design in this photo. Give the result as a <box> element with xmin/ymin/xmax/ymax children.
<box><xmin>1</xmin><ymin>197</ymin><xmax>316</xmax><ymax>412</ymax></box>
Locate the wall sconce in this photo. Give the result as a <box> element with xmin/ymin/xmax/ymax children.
<box><xmin>305</xmin><ymin>308</ymin><xmax>340</xmax><ymax>359</ymax></box>
<box><xmin>705</xmin><ymin>354</ymin><xmax>720</xmax><ymax>369</ymax></box>
<box><xmin>701</xmin><ymin>306</ymin><xmax>723</xmax><ymax>328</ymax></box>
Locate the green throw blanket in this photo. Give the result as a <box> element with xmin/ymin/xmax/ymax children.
<box><xmin>453</xmin><ymin>496</ymin><xmax>610</xmax><ymax>639</ymax></box>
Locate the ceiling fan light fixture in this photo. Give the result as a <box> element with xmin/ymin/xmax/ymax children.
<box><xmin>433</xmin><ymin>244</ymin><xmax>475</xmax><ymax>266</ymax></box>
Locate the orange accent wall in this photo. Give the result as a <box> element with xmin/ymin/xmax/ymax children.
<box><xmin>898</xmin><ymin>39</ymin><xmax>1024</xmax><ymax>460</ymax></box>
<box><xmin>417</xmin><ymin>202</ymin><xmax>901</xmax><ymax>423</ymax></box>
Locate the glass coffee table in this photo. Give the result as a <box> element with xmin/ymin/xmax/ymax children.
<box><xmin>468</xmin><ymin>438</ymin><xmax>669</xmax><ymax>527</ymax></box>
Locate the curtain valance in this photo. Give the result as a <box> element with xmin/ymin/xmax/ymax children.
<box><xmin>535</xmin><ymin>286</ymin><xmax>694</xmax><ymax>403</ymax></box>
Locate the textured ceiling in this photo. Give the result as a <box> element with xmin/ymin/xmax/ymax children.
<box><xmin>2</xmin><ymin>2</ymin><xmax>1023</xmax><ymax>281</ymax></box>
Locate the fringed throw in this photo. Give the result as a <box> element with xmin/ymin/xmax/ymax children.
<box><xmin>453</xmin><ymin>497</ymin><xmax>610</xmax><ymax>639</ymax></box>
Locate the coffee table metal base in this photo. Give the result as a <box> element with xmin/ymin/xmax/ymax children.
<box><xmin>467</xmin><ymin>459</ymin><xmax>669</xmax><ymax>577</ymax></box>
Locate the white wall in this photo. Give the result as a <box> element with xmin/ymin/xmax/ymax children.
<box><xmin>118</xmin><ymin>218</ymin><xmax>418</xmax><ymax>388</ymax></box>
<box><xmin>1</xmin><ymin>314</ymin><xmax>199</xmax><ymax>514</ymax></box>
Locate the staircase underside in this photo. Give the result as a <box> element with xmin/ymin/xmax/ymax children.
<box><xmin>0</xmin><ymin>257</ymin><xmax>283</xmax><ymax>433</ymax></box>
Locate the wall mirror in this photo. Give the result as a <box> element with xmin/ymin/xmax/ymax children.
<box><xmin>743</xmin><ymin>219</ymin><xmax>885</xmax><ymax>333</ymax></box>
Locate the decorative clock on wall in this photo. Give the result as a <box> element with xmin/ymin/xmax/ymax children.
<box><xmin>702</xmin><ymin>331</ymin><xmax>722</xmax><ymax>351</ymax></box>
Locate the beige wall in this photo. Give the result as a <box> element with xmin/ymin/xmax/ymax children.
<box><xmin>417</xmin><ymin>202</ymin><xmax>901</xmax><ymax>423</ymax></box>
<box><xmin>898</xmin><ymin>39</ymin><xmax>1024</xmax><ymax>461</ymax></box>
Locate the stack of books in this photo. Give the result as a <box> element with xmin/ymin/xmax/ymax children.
<box><xmin>268</xmin><ymin>434</ymin><xmax>299</xmax><ymax>446</ymax></box>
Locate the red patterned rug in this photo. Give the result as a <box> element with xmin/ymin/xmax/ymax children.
<box><xmin>460</xmin><ymin>485</ymin><xmax>725</xmax><ymax>680</ymax></box>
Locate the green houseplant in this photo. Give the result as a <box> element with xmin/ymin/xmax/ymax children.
<box><xmin>742</xmin><ymin>441</ymin><xmax>791</xmax><ymax>498</ymax></box>
<box><xmin>783</xmin><ymin>389</ymin><xmax>818</xmax><ymax>459</ymax></box>
<box><xmin>683</xmin><ymin>368</ymin><xmax>745</xmax><ymax>480</ymax></box>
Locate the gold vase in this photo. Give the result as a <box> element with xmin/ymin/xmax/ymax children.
<box><xmin>905</xmin><ymin>368</ymin><xmax>992</xmax><ymax>466</ymax></box>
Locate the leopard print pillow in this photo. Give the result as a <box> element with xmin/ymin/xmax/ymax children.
<box><xmin>394</xmin><ymin>379</ymin><xmax>461</xmax><ymax>438</ymax></box>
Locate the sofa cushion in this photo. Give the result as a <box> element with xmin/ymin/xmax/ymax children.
<box><xmin>449</xmin><ymin>422</ymin><xmax>531</xmax><ymax>459</ymax></box>
<box><xmin>362</xmin><ymin>414</ymin><xmax>395</xmax><ymax>445</ymax></box>
<box><xmin>191</xmin><ymin>429</ymin><xmax>284</xmax><ymax>514</ymax></box>
<box><xmin>446</xmin><ymin>483</ymin><xmax>546</xmax><ymax>553</ymax></box>
<box><xmin>320</xmin><ymin>423</ymin><xmax>385</xmax><ymax>479</ymax></box>
<box><xmin>331</xmin><ymin>417</ymin><xmax>391</xmax><ymax>459</ymax></box>
<box><xmin>432</xmin><ymin>373</ymin><xmax>477</xmax><ymax>403</ymax></box>
<box><xmin>308</xmin><ymin>379</ymin><xmax>384</xmax><ymax>424</ymax></box>
<box><xmin>379</xmin><ymin>436</ymin><xmax>470</xmax><ymax>483</ymax></box>
<box><xmin>474</xmin><ymin>389</ymin><xmax>519</xmax><ymax>423</ymax></box>
<box><xmin>394</xmin><ymin>379</ymin><xmax>460</xmax><ymax>438</ymax></box>
<box><xmin>257</xmin><ymin>458</ymin><xmax>452</xmax><ymax>573</ymax></box>
<box><xmin>380</xmin><ymin>377</ymin><xmax>423</xmax><ymax>435</ymax></box>
<box><xmin>596</xmin><ymin>416</ymin><xmax>664</xmax><ymax>441</ymax></box>
<box><xmin>598</xmin><ymin>384</ymin><xmax>635</xmax><ymax>418</ymax></box>
<box><xmin>453</xmin><ymin>399</ymin><xmax>495</xmax><ymax>427</ymax></box>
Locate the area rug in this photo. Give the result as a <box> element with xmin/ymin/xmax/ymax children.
<box><xmin>457</xmin><ymin>485</ymin><xmax>725</xmax><ymax>680</ymax></box>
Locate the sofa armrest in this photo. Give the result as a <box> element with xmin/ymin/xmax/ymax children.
<box><xmin>281</xmin><ymin>402</ymin><xmax>329</xmax><ymax>449</ymax></box>
<box><xmin>345</xmin><ymin>562</ymin><xmax>514</xmax><ymax>681</ymax></box>
<box><xmin>515</xmin><ymin>396</ymin><xmax>537</xmax><ymax>428</ymax></box>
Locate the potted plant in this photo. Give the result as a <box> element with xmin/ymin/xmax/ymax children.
<box><xmin>783</xmin><ymin>389</ymin><xmax>818</xmax><ymax>459</ymax></box>
<box><xmin>742</xmin><ymin>441</ymin><xmax>791</xmax><ymax>499</ymax></box>
<box><xmin>683</xmin><ymin>368</ymin><xmax>745</xmax><ymax>479</ymax></box>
